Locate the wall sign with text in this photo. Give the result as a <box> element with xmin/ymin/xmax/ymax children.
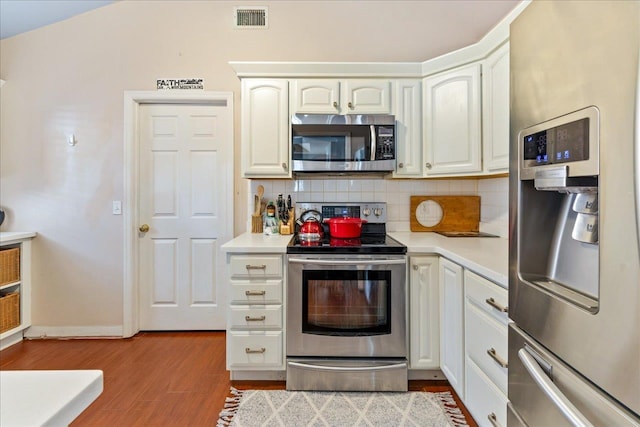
<box><xmin>157</xmin><ymin>79</ymin><xmax>204</xmax><ymax>90</ymax></box>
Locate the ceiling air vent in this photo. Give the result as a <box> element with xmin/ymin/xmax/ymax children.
<box><xmin>234</xmin><ymin>6</ymin><xmax>268</xmax><ymax>29</ymax></box>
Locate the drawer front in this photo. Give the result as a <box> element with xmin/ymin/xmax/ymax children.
<box><xmin>227</xmin><ymin>331</ymin><xmax>283</xmax><ymax>369</ymax></box>
<box><xmin>465</xmin><ymin>300</ymin><xmax>508</xmax><ymax>393</ymax></box>
<box><xmin>229</xmin><ymin>255</ymin><xmax>283</xmax><ymax>278</ymax></box>
<box><xmin>230</xmin><ymin>279</ymin><xmax>282</xmax><ymax>303</ymax></box>
<box><xmin>465</xmin><ymin>270</ymin><xmax>508</xmax><ymax>324</ymax></box>
<box><xmin>466</xmin><ymin>357</ymin><xmax>508</xmax><ymax>427</ymax></box>
<box><xmin>228</xmin><ymin>305</ymin><xmax>283</xmax><ymax>329</ymax></box>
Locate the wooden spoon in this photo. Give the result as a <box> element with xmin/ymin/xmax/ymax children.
<box><xmin>256</xmin><ymin>185</ymin><xmax>265</xmax><ymax>213</ymax></box>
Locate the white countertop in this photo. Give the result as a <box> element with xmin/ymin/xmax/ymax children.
<box><xmin>389</xmin><ymin>232</ymin><xmax>508</xmax><ymax>288</ymax></box>
<box><xmin>221</xmin><ymin>231</ymin><xmax>508</xmax><ymax>288</ymax></box>
<box><xmin>0</xmin><ymin>369</ymin><xmax>103</xmax><ymax>427</ymax></box>
<box><xmin>221</xmin><ymin>232</ymin><xmax>293</xmax><ymax>253</ymax></box>
<box><xmin>0</xmin><ymin>232</ymin><xmax>37</xmax><ymax>244</ymax></box>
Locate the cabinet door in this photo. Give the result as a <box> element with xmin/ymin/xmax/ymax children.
<box><xmin>241</xmin><ymin>79</ymin><xmax>290</xmax><ymax>177</ymax></box>
<box><xmin>424</xmin><ymin>64</ymin><xmax>482</xmax><ymax>175</ymax></box>
<box><xmin>292</xmin><ymin>79</ymin><xmax>340</xmax><ymax>114</ymax></box>
<box><xmin>344</xmin><ymin>80</ymin><xmax>392</xmax><ymax>114</ymax></box>
<box><xmin>439</xmin><ymin>257</ymin><xmax>465</xmax><ymax>399</ymax></box>
<box><xmin>393</xmin><ymin>80</ymin><xmax>423</xmax><ymax>177</ymax></box>
<box><xmin>483</xmin><ymin>42</ymin><xmax>510</xmax><ymax>173</ymax></box>
<box><xmin>409</xmin><ymin>256</ymin><xmax>440</xmax><ymax>369</ymax></box>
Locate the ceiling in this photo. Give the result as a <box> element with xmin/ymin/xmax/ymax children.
<box><xmin>0</xmin><ymin>0</ymin><xmax>115</xmax><ymax>39</ymax></box>
<box><xmin>0</xmin><ymin>0</ymin><xmax>520</xmax><ymax>43</ymax></box>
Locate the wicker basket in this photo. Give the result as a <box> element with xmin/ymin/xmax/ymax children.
<box><xmin>0</xmin><ymin>292</ymin><xmax>20</xmax><ymax>333</ymax></box>
<box><xmin>0</xmin><ymin>247</ymin><xmax>20</xmax><ymax>286</ymax></box>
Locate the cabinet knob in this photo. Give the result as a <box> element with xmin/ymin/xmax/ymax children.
<box><xmin>138</xmin><ymin>224</ymin><xmax>150</xmax><ymax>233</ymax></box>
<box><xmin>488</xmin><ymin>413</ymin><xmax>500</xmax><ymax>427</ymax></box>
<box><xmin>348</xmin><ymin>101</ymin><xmax>354</xmax><ymax>109</ymax></box>
<box><xmin>412</xmin><ymin>264</ymin><xmax>419</xmax><ymax>271</ymax></box>
<box><xmin>333</xmin><ymin>101</ymin><xmax>339</xmax><ymax>108</ymax></box>
<box><xmin>282</xmin><ymin>162</ymin><xmax>288</xmax><ymax>171</ymax></box>
<box><xmin>398</xmin><ymin>162</ymin><xmax>404</xmax><ymax>169</ymax></box>
<box><xmin>425</xmin><ymin>162</ymin><xmax>432</xmax><ymax>169</ymax></box>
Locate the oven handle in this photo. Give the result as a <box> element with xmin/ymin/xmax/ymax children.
<box><xmin>288</xmin><ymin>361</ymin><xmax>407</xmax><ymax>372</ymax></box>
<box><xmin>288</xmin><ymin>258</ymin><xmax>406</xmax><ymax>266</ymax></box>
<box><xmin>518</xmin><ymin>348</ymin><xmax>594</xmax><ymax>427</ymax></box>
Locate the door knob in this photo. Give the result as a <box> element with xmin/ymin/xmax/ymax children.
<box><xmin>139</xmin><ymin>224</ymin><xmax>150</xmax><ymax>233</ymax></box>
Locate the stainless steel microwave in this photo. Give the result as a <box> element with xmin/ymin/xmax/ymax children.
<box><xmin>291</xmin><ymin>114</ymin><xmax>396</xmax><ymax>173</ymax></box>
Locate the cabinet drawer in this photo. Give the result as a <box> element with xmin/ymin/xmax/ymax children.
<box><xmin>229</xmin><ymin>279</ymin><xmax>282</xmax><ymax>303</ymax></box>
<box><xmin>466</xmin><ymin>357</ymin><xmax>508</xmax><ymax>427</ymax></box>
<box><xmin>229</xmin><ymin>305</ymin><xmax>283</xmax><ymax>329</ymax></box>
<box><xmin>229</xmin><ymin>255</ymin><xmax>283</xmax><ymax>278</ymax></box>
<box><xmin>465</xmin><ymin>300</ymin><xmax>508</xmax><ymax>393</ymax></box>
<box><xmin>465</xmin><ymin>270</ymin><xmax>508</xmax><ymax>324</ymax></box>
<box><xmin>227</xmin><ymin>331</ymin><xmax>283</xmax><ymax>369</ymax></box>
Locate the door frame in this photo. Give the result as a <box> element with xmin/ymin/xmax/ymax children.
<box><xmin>123</xmin><ymin>91</ymin><xmax>234</xmax><ymax>337</ymax></box>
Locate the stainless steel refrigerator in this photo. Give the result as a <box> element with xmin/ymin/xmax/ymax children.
<box><xmin>508</xmin><ymin>1</ymin><xmax>640</xmax><ymax>426</ymax></box>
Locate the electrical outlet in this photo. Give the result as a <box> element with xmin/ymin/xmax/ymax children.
<box><xmin>112</xmin><ymin>201</ymin><xmax>122</xmax><ymax>215</ymax></box>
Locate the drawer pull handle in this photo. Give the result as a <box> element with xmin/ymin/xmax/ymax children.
<box><xmin>245</xmin><ymin>347</ymin><xmax>266</xmax><ymax>354</ymax></box>
<box><xmin>245</xmin><ymin>264</ymin><xmax>267</xmax><ymax>270</ymax></box>
<box><xmin>485</xmin><ymin>297</ymin><xmax>508</xmax><ymax>313</ymax></box>
<box><xmin>245</xmin><ymin>290</ymin><xmax>266</xmax><ymax>296</ymax></box>
<box><xmin>487</xmin><ymin>347</ymin><xmax>509</xmax><ymax>368</ymax></box>
<box><xmin>488</xmin><ymin>412</ymin><xmax>500</xmax><ymax>427</ymax></box>
<box><xmin>245</xmin><ymin>315</ymin><xmax>266</xmax><ymax>322</ymax></box>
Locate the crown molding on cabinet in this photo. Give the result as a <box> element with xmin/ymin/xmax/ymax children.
<box><xmin>230</xmin><ymin>0</ymin><xmax>531</xmax><ymax>79</ymax></box>
<box><xmin>229</xmin><ymin>61</ymin><xmax>423</xmax><ymax>78</ymax></box>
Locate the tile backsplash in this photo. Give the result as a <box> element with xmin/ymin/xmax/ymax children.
<box><xmin>248</xmin><ymin>176</ymin><xmax>509</xmax><ymax>237</ymax></box>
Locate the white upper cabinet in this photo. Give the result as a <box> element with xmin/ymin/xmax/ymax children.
<box><xmin>292</xmin><ymin>79</ymin><xmax>392</xmax><ymax>115</ymax></box>
<box><xmin>424</xmin><ymin>64</ymin><xmax>482</xmax><ymax>176</ymax></box>
<box><xmin>393</xmin><ymin>80</ymin><xmax>423</xmax><ymax>177</ymax></box>
<box><xmin>241</xmin><ymin>79</ymin><xmax>291</xmax><ymax>178</ymax></box>
<box><xmin>482</xmin><ymin>42</ymin><xmax>510</xmax><ymax>173</ymax></box>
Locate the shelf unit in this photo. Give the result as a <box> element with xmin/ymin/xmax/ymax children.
<box><xmin>0</xmin><ymin>232</ymin><xmax>36</xmax><ymax>350</ymax></box>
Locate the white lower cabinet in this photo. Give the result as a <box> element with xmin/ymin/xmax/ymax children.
<box><xmin>226</xmin><ymin>254</ymin><xmax>285</xmax><ymax>371</ymax></box>
<box><xmin>409</xmin><ymin>256</ymin><xmax>440</xmax><ymax>369</ymax></box>
<box><xmin>464</xmin><ymin>269</ymin><xmax>509</xmax><ymax>427</ymax></box>
<box><xmin>439</xmin><ymin>258</ymin><xmax>465</xmax><ymax>399</ymax></box>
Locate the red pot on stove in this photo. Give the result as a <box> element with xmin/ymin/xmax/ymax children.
<box><xmin>324</xmin><ymin>217</ymin><xmax>367</xmax><ymax>238</ymax></box>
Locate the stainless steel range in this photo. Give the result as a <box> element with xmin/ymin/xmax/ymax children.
<box><xmin>286</xmin><ymin>202</ymin><xmax>408</xmax><ymax>391</ymax></box>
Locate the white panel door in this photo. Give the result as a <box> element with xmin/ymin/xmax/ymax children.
<box><xmin>138</xmin><ymin>103</ymin><xmax>231</xmax><ymax>330</ymax></box>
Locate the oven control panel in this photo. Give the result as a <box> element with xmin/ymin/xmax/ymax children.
<box><xmin>296</xmin><ymin>202</ymin><xmax>387</xmax><ymax>224</ymax></box>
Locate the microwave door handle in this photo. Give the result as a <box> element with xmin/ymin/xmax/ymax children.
<box><xmin>370</xmin><ymin>125</ymin><xmax>377</xmax><ymax>161</ymax></box>
<box><xmin>518</xmin><ymin>348</ymin><xmax>594</xmax><ymax>427</ymax></box>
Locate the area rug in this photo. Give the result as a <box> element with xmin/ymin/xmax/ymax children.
<box><xmin>217</xmin><ymin>387</ymin><xmax>469</xmax><ymax>427</ymax></box>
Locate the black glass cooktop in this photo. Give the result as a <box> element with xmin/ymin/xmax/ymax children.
<box><xmin>287</xmin><ymin>233</ymin><xmax>406</xmax><ymax>254</ymax></box>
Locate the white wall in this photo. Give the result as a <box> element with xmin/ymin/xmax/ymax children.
<box><xmin>0</xmin><ymin>1</ymin><xmax>517</xmax><ymax>333</ymax></box>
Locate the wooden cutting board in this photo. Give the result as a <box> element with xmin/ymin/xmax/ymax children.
<box><xmin>410</xmin><ymin>195</ymin><xmax>480</xmax><ymax>232</ymax></box>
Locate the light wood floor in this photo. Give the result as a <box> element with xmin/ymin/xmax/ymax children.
<box><xmin>0</xmin><ymin>332</ymin><xmax>477</xmax><ymax>426</ymax></box>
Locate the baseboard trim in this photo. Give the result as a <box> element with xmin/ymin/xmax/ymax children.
<box><xmin>408</xmin><ymin>369</ymin><xmax>446</xmax><ymax>380</ymax></box>
<box><xmin>24</xmin><ymin>325</ymin><xmax>124</xmax><ymax>339</ymax></box>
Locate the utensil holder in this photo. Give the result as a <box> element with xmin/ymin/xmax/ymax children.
<box><xmin>251</xmin><ymin>214</ymin><xmax>263</xmax><ymax>233</ymax></box>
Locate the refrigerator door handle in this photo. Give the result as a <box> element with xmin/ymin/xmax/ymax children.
<box><xmin>518</xmin><ymin>348</ymin><xmax>594</xmax><ymax>427</ymax></box>
<box><xmin>635</xmin><ymin>53</ymin><xmax>640</xmax><ymax>253</ymax></box>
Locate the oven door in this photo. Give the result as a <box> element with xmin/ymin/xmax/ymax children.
<box><xmin>287</xmin><ymin>255</ymin><xmax>407</xmax><ymax>358</ymax></box>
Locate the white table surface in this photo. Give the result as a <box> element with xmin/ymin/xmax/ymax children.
<box><xmin>0</xmin><ymin>370</ymin><xmax>103</xmax><ymax>427</ymax></box>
